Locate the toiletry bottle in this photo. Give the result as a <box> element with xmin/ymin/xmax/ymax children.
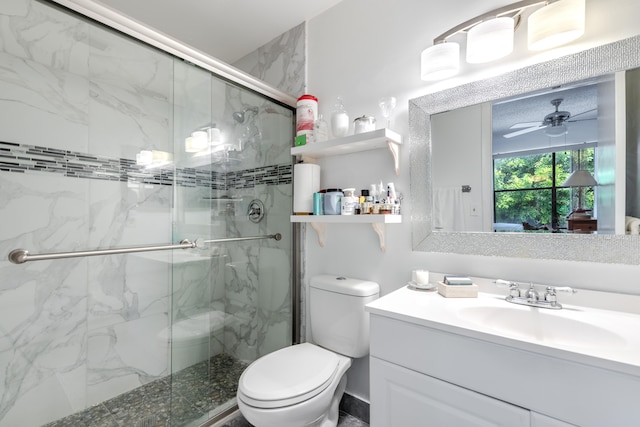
<box><xmin>296</xmin><ymin>94</ymin><xmax>318</xmax><ymax>144</ymax></box>
<box><xmin>341</xmin><ymin>188</ymin><xmax>357</xmax><ymax>215</ymax></box>
<box><xmin>387</xmin><ymin>182</ymin><xmax>397</xmax><ymax>204</ymax></box>
<box><xmin>364</xmin><ymin>195</ymin><xmax>373</xmax><ymax>214</ymax></box>
<box><xmin>360</xmin><ymin>190</ymin><xmax>370</xmax><ymax>214</ymax></box>
<box><xmin>313</xmin><ymin>192</ymin><xmax>324</xmax><ymax>215</ymax></box>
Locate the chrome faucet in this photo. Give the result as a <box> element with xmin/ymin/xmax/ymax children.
<box><xmin>495</xmin><ymin>280</ymin><xmax>576</xmax><ymax>310</ymax></box>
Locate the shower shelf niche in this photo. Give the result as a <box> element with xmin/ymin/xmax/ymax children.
<box><xmin>290</xmin><ymin>215</ymin><xmax>401</xmax><ymax>252</ymax></box>
<box><xmin>290</xmin><ymin>128</ymin><xmax>402</xmax><ymax>175</ymax></box>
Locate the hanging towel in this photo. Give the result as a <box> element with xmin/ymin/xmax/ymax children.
<box><xmin>433</xmin><ymin>187</ymin><xmax>466</xmax><ymax>231</ymax></box>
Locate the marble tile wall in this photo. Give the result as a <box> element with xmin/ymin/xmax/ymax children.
<box><xmin>0</xmin><ymin>1</ymin><xmax>294</xmax><ymax>426</ymax></box>
<box><xmin>233</xmin><ymin>22</ymin><xmax>306</xmax><ymax>98</ymax></box>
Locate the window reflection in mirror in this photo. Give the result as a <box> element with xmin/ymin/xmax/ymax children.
<box><xmin>493</xmin><ymin>149</ymin><xmax>594</xmax><ymax>232</ymax></box>
<box><xmin>431</xmin><ymin>74</ymin><xmax>618</xmax><ymax>235</ymax></box>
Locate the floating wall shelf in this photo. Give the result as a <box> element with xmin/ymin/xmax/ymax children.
<box><xmin>290</xmin><ymin>128</ymin><xmax>402</xmax><ymax>175</ymax></box>
<box><xmin>290</xmin><ymin>215</ymin><xmax>402</xmax><ymax>251</ymax></box>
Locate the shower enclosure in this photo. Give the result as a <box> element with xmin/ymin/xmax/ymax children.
<box><xmin>0</xmin><ymin>1</ymin><xmax>294</xmax><ymax>426</ymax></box>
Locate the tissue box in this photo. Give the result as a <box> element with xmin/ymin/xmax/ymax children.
<box><xmin>437</xmin><ymin>281</ymin><xmax>478</xmax><ymax>298</ymax></box>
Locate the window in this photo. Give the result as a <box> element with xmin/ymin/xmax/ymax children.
<box><xmin>493</xmin><ymin>148</ymin><xmax>595</xmax><ymax>231</ymax></box>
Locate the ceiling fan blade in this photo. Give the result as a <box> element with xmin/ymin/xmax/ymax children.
<box><xmin>503</xmin><ymin>125</ymin><xmax>545</xmax><ymax>139</ymax></box>
<box><xmin>509</xmin><ymin>122</ymin><xmax>542</xmax><ymax>129</ymax></box>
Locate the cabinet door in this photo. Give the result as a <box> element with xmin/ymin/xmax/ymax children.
<box><xmin>532</xmin><ymin>412</ymin><xmax>576</xmax><ymax>427</ymax></box>
<box><xmin>371</xmin><ymin>357</ymin><xmax>530</xmax><ymax>427</ymax></box>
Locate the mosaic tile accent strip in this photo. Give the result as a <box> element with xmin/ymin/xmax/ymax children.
<box><xmin>0</xmin><ymin>141</ymin><xmax>291</xmax><ymax>190</ymax></box>
<box><xmin>43</xmin><ymin>353</ymin><xmax>248</xmax><ymax>427</ymax></box>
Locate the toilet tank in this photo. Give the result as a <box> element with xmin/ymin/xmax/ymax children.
<box><xmin>309</xmin><ymin>275</ymin><xmax>380</xmax><ymax>358</ymax></box>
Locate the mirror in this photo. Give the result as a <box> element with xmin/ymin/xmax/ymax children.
<box><xmin>410</xmin><ymin>34</ymin><xmax>640</xmax><ymax>264</ymax></box>
<box><xmin>431</xmin><ymin>75</ymin><xmax>610</xmax><ymax>234</ymax></box>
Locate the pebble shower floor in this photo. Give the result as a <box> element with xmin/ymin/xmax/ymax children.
<box><xmin>43</xmin><ymin>354</ymin><xmax>248</xmax><ymax>427</ymax></box>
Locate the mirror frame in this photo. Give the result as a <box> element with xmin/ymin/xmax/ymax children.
<box><xmin>410</xmin><ymin>35</ymin><xmax>640</xmax><ymax>265</ymax></box>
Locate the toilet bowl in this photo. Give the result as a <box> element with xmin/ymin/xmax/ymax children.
<box><xmin>237</xmin><ymin>343</ymin><xmax>351</xmax><ymax>427</ymax></box>
<box><xmin>236</xmin><ymin>275</ymin><xmax>379</xmax><ymax>427</ymax></box>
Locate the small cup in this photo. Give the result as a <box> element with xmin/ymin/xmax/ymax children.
<box><xmin>412</xmin><ymin>270</ymin><xmax>430</xmax><ymax>286</ymax></box>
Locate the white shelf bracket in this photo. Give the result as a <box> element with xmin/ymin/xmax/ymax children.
<box><xmin>387</xmin><ymin>141</ymin><xmax>400</xmax><ymax>176</ymax></box>
<box><xmin>371</xmin><ymin>222</ymin><xmax>386</xmax><ymax>252</ymax></box>
<box><xmin>310</xmin><ymin>222</ymin><xmax>326</xmax><ymax>247</ymax></box>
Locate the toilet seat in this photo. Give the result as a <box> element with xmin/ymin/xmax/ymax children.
<box><xmin>238</xmin><ymin>343</ymin><xmax>340</xmax><ymax>409</ymax></box>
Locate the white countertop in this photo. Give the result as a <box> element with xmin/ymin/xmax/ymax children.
<box><xmin>366</xmin><ymin>285</ymin><xmax>640</xmax><ymax>377</ymax></box>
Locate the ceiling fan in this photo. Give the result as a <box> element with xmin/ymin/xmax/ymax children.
<box><xmin>503</xmin><ymin>98</ymin><xmax>595</xmax><ymax>139</ymax></box>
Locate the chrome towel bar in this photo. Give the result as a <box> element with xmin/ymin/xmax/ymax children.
<box><xmin>8</xmin><ymin>233</ymin><xmax>282</xmax><ymax>264</ymax></box>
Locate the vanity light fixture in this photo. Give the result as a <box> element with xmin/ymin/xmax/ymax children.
<box><xmin>420</xmin><ymin>0</ymin><xmax>586</xmax><ymax>81</ymax></box>
<box><xmin>421</xmin><ymin>42</ymin><xmax>460</xmax><ymax>81</ymax></box>
<box><xmin>528</xmin><ymin>0</ymin><xmax>586</xmax><ymax>51</ymax></box>
<box><xmin>466</xmin><ymin>17</ymin><xmax>514</xmax><ymax>64</ymax></box>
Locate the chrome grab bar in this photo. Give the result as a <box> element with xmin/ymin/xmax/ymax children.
<box><xmin>8</xmin><ymin>233</ymin><xmax>282</xmax><ymax>264</ymax></box>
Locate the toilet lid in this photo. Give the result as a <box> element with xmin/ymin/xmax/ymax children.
<box><xmin>238</xmin><ymin>343</ymin><xmax>340</xmax><ymax>408</ymax></box>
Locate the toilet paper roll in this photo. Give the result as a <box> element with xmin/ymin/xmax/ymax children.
<box><xmin>293</xmin><ymin>163</ymin><xmax>320</xmax><ymax>214</ymax></box>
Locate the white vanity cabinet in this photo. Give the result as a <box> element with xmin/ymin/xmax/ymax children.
<box><xmin>371</xmin><ymin>356</ymin><xmax>529</xmax><ymax>426</ymax></box>
<box><xmin>372</xmin><ymin>354</ymin><xmax>577</xmax><ymax>427</ymax></box>
<box><xmin>367</xmin><ymin>289</ymin><xmax>640</xmax><ymax>427</ymax></box>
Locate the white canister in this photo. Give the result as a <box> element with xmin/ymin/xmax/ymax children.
<box><xmin>331</xmin><ymin>112</ymin><xmax>349</xmax><ymax>138</ymax></box>
<box><xmin>330</xmin><ymin>97</ymin><xmax>349</xmax><ymax>138</ymax></box>
<box><xmin>296</xmin><ymin>94</ymin><xmax>318</xmax><ymax>140</ymax></box>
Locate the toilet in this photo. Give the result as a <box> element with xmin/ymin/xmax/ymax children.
<box><xmin>236</xmin><ymin>274</ymin><xmax>379</xmax><ymax>427</ymax></box>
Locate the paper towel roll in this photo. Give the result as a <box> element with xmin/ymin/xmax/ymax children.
<box><xmin>293</xmin><ymin>163</ymin><xmax>320</xmax><ymax>214</ymax></box>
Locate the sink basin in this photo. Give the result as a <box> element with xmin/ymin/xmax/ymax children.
<box><xmin>457</xmin><ymin>305</ymin><xmax>626</xmax><ymax>349</ymax></box>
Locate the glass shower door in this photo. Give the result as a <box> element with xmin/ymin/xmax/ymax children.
<box><xmin>169</xmin><ymin>59</ymin><xmax>294</xmax><ymax>425</ymax></box>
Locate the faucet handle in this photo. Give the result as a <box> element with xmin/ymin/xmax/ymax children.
<box><xmin>495</xmin><ymin>279</ymin><xmax>521</xmax><ymax>297</ymax></box>
<box><xmin>543</xmin><ymin>286</ymin><xmax>576</xmax><ymax>306</ymax></box>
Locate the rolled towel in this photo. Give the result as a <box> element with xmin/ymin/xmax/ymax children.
<box><xmin>626</xmin><ymin>216</ymin><xmax>640</xmax><ymax>234</ymax></box>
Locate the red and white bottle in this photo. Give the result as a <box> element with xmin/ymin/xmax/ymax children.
<box><xmin>296</xmin><ymin>94</ymin><xmax>318</xmax><ymax>143</ymax></box>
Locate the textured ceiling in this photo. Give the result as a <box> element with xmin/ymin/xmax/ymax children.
<box><xmin>492</xmin><ymin>79</ymin><xmax>602</xmax><ymax>155</ymax></box>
